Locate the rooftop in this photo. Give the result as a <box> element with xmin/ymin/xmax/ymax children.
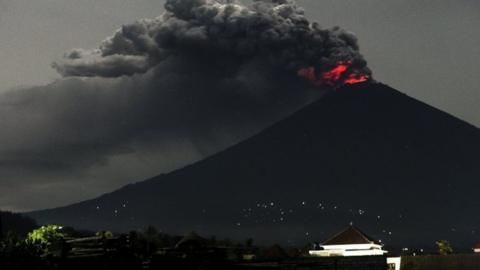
<box><xmin>322</xmin><ymin>226</ymin><xmax>378</xmax><ymax>246</ymax></box>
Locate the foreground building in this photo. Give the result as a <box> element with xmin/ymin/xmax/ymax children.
<box><xmin>474</xmin><ymin>242</ymin><xmax>480</xmax><ymax>253</ymax></box>
<box><xmin>309</xmin><ymin>226</ymin><xmax>388</xmax><ymax>257</ymax></box>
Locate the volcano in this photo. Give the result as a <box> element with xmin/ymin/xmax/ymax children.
<box><xmin>28</xmin><ymin>82</ymin><xmax>480</xmax><ymax>248</ymax></box>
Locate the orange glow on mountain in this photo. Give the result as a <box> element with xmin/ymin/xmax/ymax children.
<box><xmin>297</xmin><ymin>67</ymin><xmax>322</xmax><ymax>87</ymax></box>
<box><xmin>297</xmin><ymin>61</ymin><xmax>370</xmax><ymax>88</ymax></box>
<box><xmin>322</xmin><ymin>63</ymin><xmax>349</xmax><ymax>82</ymax></box>
<box><xmin>344</xmin><ymin>73</ymin><xmax>370</xmax><ymax>85</ymax></box>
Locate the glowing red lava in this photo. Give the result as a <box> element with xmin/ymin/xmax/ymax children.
<box><xmin>322</xmin><ymin>63</ymin><xmax>349</xmax><ymax>82</ymax></box>
<box><xmin>344</xmin><ymin>74</ymin><xmax>369</xmax><ymax>85</ymax></box>
<box><xmin>297</xmin><ymin>61</ymin><xmax>369</xmax><ymax>88</ymax></box>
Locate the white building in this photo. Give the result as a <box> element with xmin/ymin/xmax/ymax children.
<box><xmin>474</xmin><ymin>242</ymin><xmax>480</xmax><ymax>253</ymax></box>
<box><xmin>309</xmin><ymin>226</ymin><xmax>388</xmax><ymax>257</ymax></box>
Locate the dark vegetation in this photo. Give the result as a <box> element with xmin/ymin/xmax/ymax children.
<box><xmin>0</xmin><ymin>213</ymin><xmax>477</xmax><ymax>270</ymax></box>
<box><xmin>0</xmin><ymin>221</ymin><xmax>312</xmax><ymax>270</ymax></box>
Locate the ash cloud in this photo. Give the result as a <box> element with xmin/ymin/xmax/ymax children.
<box><xmin>53</xmin><ymin>0</ymin><xmax>370</xmax><ymax>80</ymax></box>
<box><xmin>0</xmin><ymin>0</ymin><xmax>370</xmax><ymax>211</ymax></box>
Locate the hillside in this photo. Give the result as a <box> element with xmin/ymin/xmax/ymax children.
<box><xmin>28</xmin><ymin>82</ymin><xmax>480</xmax><ymax>247</ymax></box>
<box><xmin>1</xmin><ymin>211</ymin><xmax>37</xmax><ymax>237</ymax></box>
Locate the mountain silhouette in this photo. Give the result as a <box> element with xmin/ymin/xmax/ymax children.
<box><xmin>28</xmin><ymin>82</ymin><xmax>480</xmax><ymax>248</ymax></box>
<box><xmin>1</xmin><ymin>211</ymin><xmax>38</xmax><ymax>237</ymax></box>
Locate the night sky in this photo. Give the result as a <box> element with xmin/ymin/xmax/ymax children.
<box><xmin>0</xmin><ymin>0</ymin><xmax>479</xmax><ymax>212</ymax></box>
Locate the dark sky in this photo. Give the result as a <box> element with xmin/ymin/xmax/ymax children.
<box><xmin>0</xmin><ymin>0</ymin><xmax>478</xmax><ymax>212</ymax></box>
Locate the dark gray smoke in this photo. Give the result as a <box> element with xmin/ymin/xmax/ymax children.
<box><xmin>53</xmin><ymin>0</ymin><xmax>370</xmax><ymax>82</ymax></box>
<box><xmin>0</xmin><ymin>0</ymin><xmax>371</xmax><ymax>211</ymax></box>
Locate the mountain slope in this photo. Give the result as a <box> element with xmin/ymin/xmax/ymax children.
<box><xmin>28</xmin><ymin>82</ymin><xmax>480</xmax><ymax>247</ymax></box>
<box><xmin>1</xmin><ymin>211</ymin><xmax>38</xmax><ymax>237</ymax></box>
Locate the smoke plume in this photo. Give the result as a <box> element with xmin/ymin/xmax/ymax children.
<box><xmin>53</xmin><ymin>0</ymin><xmax>370</xmax><ymax>86</ymax></box>
<box><xmin>0</xmin><ymin>0</ymin><xmax>371</xmax><ymax>211</ymax></box>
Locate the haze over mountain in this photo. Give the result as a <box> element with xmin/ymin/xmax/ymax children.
<box><xmin>28</xmin><ymin>82</ymin><xmax>480</xmax><ymax>248</ymax></box>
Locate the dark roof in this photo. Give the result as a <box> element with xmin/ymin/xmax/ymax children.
<box><xmin>322</xmin><ymin>226</ymin><xmax>377</xmax><ymax>245</ymax></box>
<box><xmin>175</xmin><ymin>231</ymin><xmax>207</xmax><ymax>249</ymax></box>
